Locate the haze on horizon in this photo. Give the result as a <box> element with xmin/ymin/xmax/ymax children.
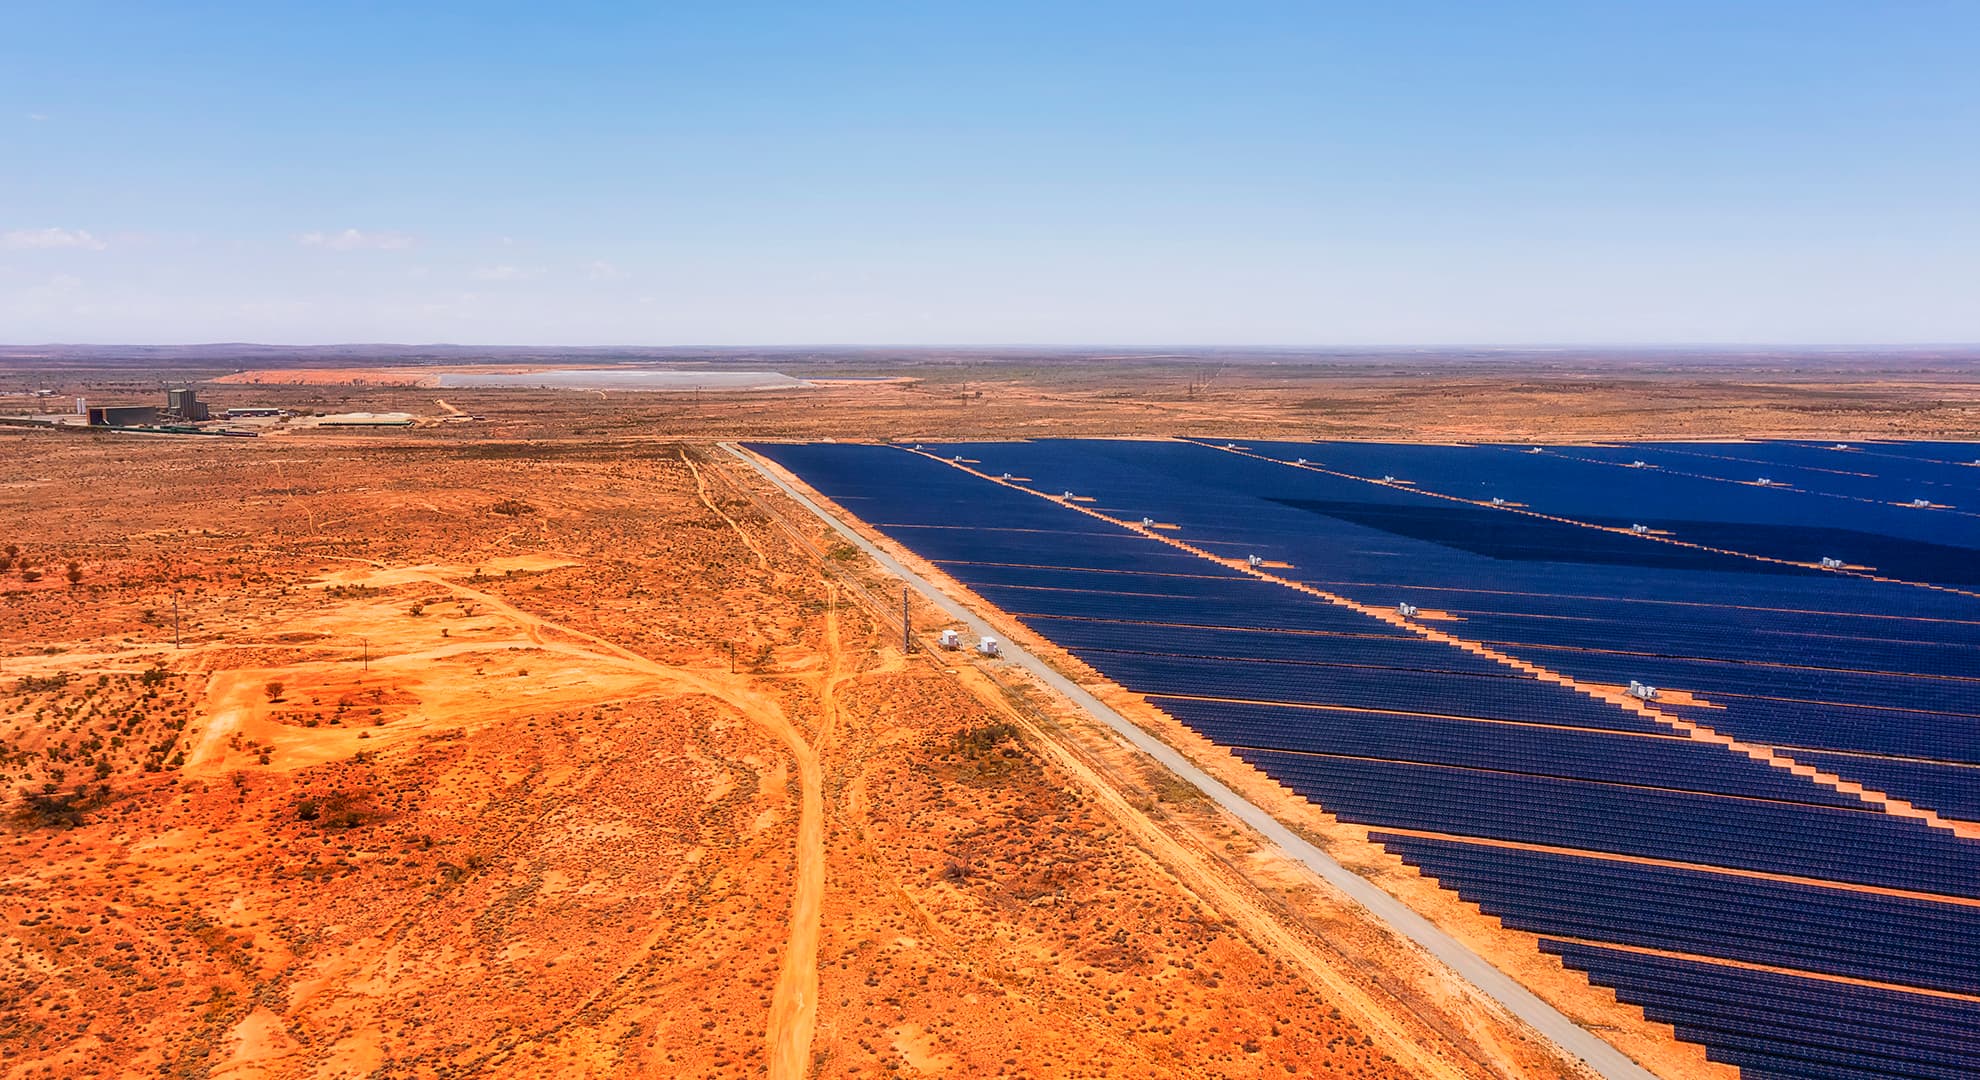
<box><xmin>2</xmin><ymin>2</ymin><xmax>1976</xmax><ymax>348</ymax></box>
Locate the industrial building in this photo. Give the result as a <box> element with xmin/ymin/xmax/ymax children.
<box><xmin>82</xmin><ymin>386</ymin><xmax>213</xmax><ymax>427</ymax></box>
<box><xmin>166</xmin><ymin>388</ymin><xmax>209</xmax><ymax>421</ymax></box>
<box><xmin>87</xmin><ymin>404</ymin><xmax>161</xmax><ymax>426</ymax></box>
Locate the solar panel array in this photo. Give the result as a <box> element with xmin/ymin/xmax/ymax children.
<box><xmin>751</xmin><ymin>438</ymin><xmax>1980</xmax><ymax>1080</ymax></box>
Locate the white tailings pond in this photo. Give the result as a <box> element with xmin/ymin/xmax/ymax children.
<box><xmin>435</xmin><ymin>369</ymin><xmax>810</xmax><ymax>391</ymax></box>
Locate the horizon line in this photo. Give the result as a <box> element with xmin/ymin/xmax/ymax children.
<box><xmin>6</xmin><ymin>341</ymin><xmax>1980</xmax><ymax>353</ymax></box>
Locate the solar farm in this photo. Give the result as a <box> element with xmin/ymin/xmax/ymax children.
<box><xmin>751</xmin><ymin>437</ymin><xmax>1980</xmax><ymax>1080</ymax></box>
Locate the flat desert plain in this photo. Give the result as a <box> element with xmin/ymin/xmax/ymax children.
<box><xmin>4</xmin><ymin>354</ymin><xmax>1975</xmax><ymax>1080</ymax></box>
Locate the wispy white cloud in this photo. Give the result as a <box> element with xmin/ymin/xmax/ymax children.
<box><xmin>585</xmin><ymin>260</ymin><xmax>628</xmax><ymax>281</ymax></box>
<box><xmin>3</xmin><ymin>227</ymin><xmax>107</xmax><ymax>251</ymax></box>
<box><xmin>298</xmin><ymin>228</ymin><xmax>415</xmax><ymax>251</ymax></box>
<box><xmin>472</xmin><ymin>264</ymin><xmax>540</xmax><ymax>281</ymax></box>
<box><xmin>26</xmin><ymin>113</ymin><xmax>49</xmax><ymax>122</ymax></box>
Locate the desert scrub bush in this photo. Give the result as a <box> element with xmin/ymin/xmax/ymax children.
<box><xmin>951</xmin><ymin>722</ymin><xmax>1021</xmax><ymax>760</ymax></box>
<box><xmin>14</xmin><ymin>673</ymin><xmax>70</xmax><ymax>695</ymax></box>
<box><xmin>490</xmin><ymin>498</ymin><xmax>536</xmax><ymax>516</ymax></box>
<box><xmin>945</xmin><ymin>722</ymin><xmax>1036</xmax><ymax>786</ymax></box>
<box><xmin>11</xmin><ymin>786</ymin><xmax>107</xmax><ymax>829</ymax></box>
<box><xmin>1149</xmin><ymin>773</ymin><xmax>1206</xmax><ymax>805</ymax></box>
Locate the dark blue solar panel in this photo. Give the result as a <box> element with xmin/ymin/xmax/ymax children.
<box><xmin>1543</xmin><ymin>940</ymin><xmax>1980</xmax><ymax>1080</ymax></box>
<box><xmin>1026</xmin><ymin>617</ymin><xmax>1512</xmax><ymax>676</ymax></box>
<box><xmin>1101</xmin><ymin>653</ymin><xmax>1664</xmax><ymax>731</ymax></box>
<box><xmin>1157</xmin><ymin>698</ymin><xmax>1861</xmax><ymax>807</ymax></box>
<box><xmin>1232</xmin><ymin>438</ymin><xmax>1980</xmax><ymax>590</ymax></box>
<box><xmin>1650</xmin><ymin>696</ymin><xmax>1980</xmax><ymax>765</ymax></box>
<box><xmin>1790</xmin><ymin>753</ymin><xmax>1980</xmax><ymax>822</ymax></box>
<box><xmin>1444</xmin><ymin>608</ymin><xmax>1980</xmax><ymax>678</ymax></box>
<box><xmin>1377</xmin><ymin>833</ymin><xmax>1980</xmax><ymax>995</ymax></box>
<box><xmin>1236</xmin><ymin>750</ymin><xmax>1980</xmax><ymax>898</ymax></box>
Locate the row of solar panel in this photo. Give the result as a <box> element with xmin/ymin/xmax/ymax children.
<box><xmin>1340</xmin><ymin>439</ymin><xmax>1980</xmax><ymax>510</ymax></box>
<box><xmin>1635</xmin><ymin>438</ymin><xmax>1980</xmax><ymax>480</ymax></box>
<box><xmin>953</xmin><ymin>567</ymin><xmax>1379</xmax><ymax>615</ymax></box>
<box><xmin>1027</xmin><ymin>617</ymin><xmax>1515</xmax><ymax>677</ymax></box>
<box><xmin>1651</xmin><ymin>696</ymin><xmax>1980</xmax><ymax>770</ymax></box>
<box><xmin>1625</xmin><ymin>440</ymin><xmax>1975</xmax><ymax>487</ymax></box>
<box><xmin>1376</xmin><ymin>833</ymin><xmax>1980</xmax><ymax>996</ymax></box>
<box><xmin>1242</xmin><ymin>438</ymin><xmax>1980</xmax><ymax>554</ymax></box>
<box><xmin>1279</xmin><ymin>456</ymin><xmax>1978</xmax><ymax>590</ymax></box>
<box><xmin>1237</xmin><ymin>749</ymin><xmax>1980</xmax><ymax>898</ymax></box>
<box><xmin>1793</xmin><ymin>752</ymin><xmax>1980</xmax><ymax>822</ymax></box>
<box><xmin>1093</xmin><ymin>651</ymin><xmax>1668</xmax><ymax>733</ymax></box>
<box><xmin>1832</xmin><ymin>440</ymin><xmax>1980</xmax><ymax>462</ymax></box>
<box><xmin>1450</xmin><ymin>611</ymin><xmax>1980</xmax><ymax>679</ymax></box>
<box><xmin>1501</xmin><ymin>648</ymin><xmax>1977</xmax><ymax>720</ymax></box>
<box><xmin>969</xmin><ymin>581</ymin><xmax>1395</xmax><ymax>634</ymax></box>
<box><xmin>1356</xmin><ymin>587</ymin><xmax>1980</xmax><ymax>650</ymax></box>
<box><xmin>1569</xmin><ymin>443</ymin><xmax>1979</xmax><ymax>505</ymax></box>
<box><xmin>1543</xmin><ymin>940</ymin><xmax>1980</xmax><ymax>1080</ymax></box>
<box><xmin>877</xmin><ymin>530</ymin><xmax>1206</xmax><ymax>574</ymax></box>
<box><xmin>1152</xmin><ymin>696</ymin><xmax>1863</xmax><ymax>809</ymax></box>
<box><xmin>1552</xmin><ymin>441</ymin><xmax>1975</xmax><ymax>507</ymax></box>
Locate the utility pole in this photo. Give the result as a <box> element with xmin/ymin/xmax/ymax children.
<box><xmin>901</xmin><ymin>586</ymin><xmax>913</xmax><ymax>654</ymax></box>
<box><xmin>362</xmin><ymin>637</ymin><xmax>370</xmax><ymax>673</ymax></box>
<box><xmin>173</xmin><ymin>591</ymin><xmax>182</xmax><ymax>649</ymax></box>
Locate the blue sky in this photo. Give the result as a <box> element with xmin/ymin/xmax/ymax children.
<box><xmin>2</xmin><ymin>2</ymin><xmax>1976</xmax><ymax>345</ymax></box>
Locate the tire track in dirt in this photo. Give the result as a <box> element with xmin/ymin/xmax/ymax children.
<box><xmin>763</xmin><ymin>597</ymin><xmax>837</xmax><ymax>1080</ymax></box>
<box><xmin>183</xmin><ymin>670</ymin><xmax>259</xmax><ymax>772</ymax></box>
<box><xmin>683</xmin><ymin>445</ymin><xmax>772</xmax><ymax>573</ymax></box>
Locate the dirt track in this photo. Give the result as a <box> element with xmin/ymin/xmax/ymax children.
<box><xmin>764</xmin><ymin>603</ymin><xmax>831</xmax><ymax>1079</ymax></box>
